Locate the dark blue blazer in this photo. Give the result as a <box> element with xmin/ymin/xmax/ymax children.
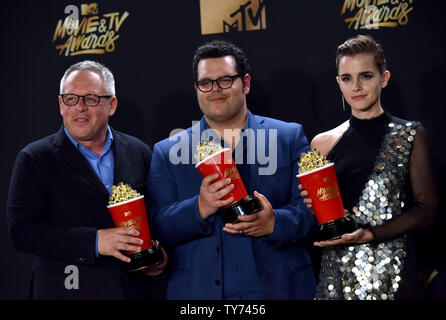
<box><xmin>7</xmin><ymin>127</ymin><xmax>163</xmax><ymax>299</ymax></box>
<box><xmin>148</xmin><ymin>111</ymin><xmax>317</xmax><ymax>299</ymax></box>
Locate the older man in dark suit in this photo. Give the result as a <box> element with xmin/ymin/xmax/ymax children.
<box><xmin>7</xmin><ymin>60</ymin><xmax>166</xmax><ymax>299</ymax></box>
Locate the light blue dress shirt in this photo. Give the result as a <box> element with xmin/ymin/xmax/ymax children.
<box><xmin>64</xmin><ymin>126</ymin><xmax>114</xmax><ymax>257</ymax></box>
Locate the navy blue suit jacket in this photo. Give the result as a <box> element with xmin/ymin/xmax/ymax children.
<box><xmin>148</xmin><ymin>111</ymin><xmax>317</xmax><ymax>299</ymax></box>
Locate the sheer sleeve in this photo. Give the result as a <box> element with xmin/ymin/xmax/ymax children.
<box><xmin>370</xmin><ymin>125</ymin><xmax>439</xmax><ymax>241</ymax></box>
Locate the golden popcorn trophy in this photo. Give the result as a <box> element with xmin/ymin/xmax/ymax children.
<box><xmin>297</xmin><ymin>150</ymin><xmax>357</xmax><ymax>240</ymax></box>
<box><xmin>195</xmin><ymin>140</ymin><xmax>262</xmax><ymax>224</ymax></box>
<box><xmin>107</xmin><ymin>183</ymin><xmax>163</xmax><ymax>273</ymax></box>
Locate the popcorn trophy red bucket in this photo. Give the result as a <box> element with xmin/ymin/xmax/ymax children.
<box><xmin>196</xmin><ymin>148</ymin><xmax>262</xmax><ymax>224</ymax></box>
<box><xmin>107</xmin><ymin>195</ymin><xmax>163</xmax><ymax>273</ymax></box>
<box><xmin>297</xmin><ymin>163</ymin><xmax>357</xmax><ymax>240</ymax></box>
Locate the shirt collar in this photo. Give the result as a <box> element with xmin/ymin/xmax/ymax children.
<box><xmin>200</xmin><ymin>109</ymin><xmax>252</xmax><ymax>148</ymax></box>
<box><xmin>64</xmin><ymin>126</ymin><xmax>114</xmax><ymax>156</ymax></box>
<box><xmin>200</xmin><ymin>109</ymin><xmax>251</xmax><ymax>138</ymax></box>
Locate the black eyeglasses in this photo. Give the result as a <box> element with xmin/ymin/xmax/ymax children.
<box><xmin>60</xmin><ymin>94</ymin><xmax>113</xmax><ymax>107</ymax></box>
<box><xmin>195</xmin><ymin>74</ymin><xmax>242</xmax><ymax>93</ymax></box>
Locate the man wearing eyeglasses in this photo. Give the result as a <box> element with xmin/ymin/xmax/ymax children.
<box><xmin>7</xmin><ymin>60</ymin><xmax>166</xmax><ymax>299</ymax></box>
<box><xmin>148</xmin><ymin>40</ymin><xmax>317</xmax><ymax>299</ymax></box>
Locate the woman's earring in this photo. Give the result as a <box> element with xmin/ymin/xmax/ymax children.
<box><xmin>342</xmin><ymin>95</ymin><xmax>346</xmax><ymax>112</ymax></box>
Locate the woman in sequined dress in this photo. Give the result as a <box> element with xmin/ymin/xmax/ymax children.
<box><xmin>300</xmin><ymin>35</ymin><xmax>438</xmax><ymax>300</ymax></box>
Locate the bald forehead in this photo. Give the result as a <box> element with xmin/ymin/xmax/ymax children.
<box><xmin>62</xmin><ymin>70</ymin><xmax>106</xmax><ymax>94</ymax></box>
<box><xmin>65</xmin><ymin>70</ymin><xmax>102</xmax><ymax>84</ymax></box>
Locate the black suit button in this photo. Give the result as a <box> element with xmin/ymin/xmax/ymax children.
<box><xmin>216</xmin><ymin>246</ymin><xmax>220</xmax><ymax>253</ymax></box>
<box><xmin>215</xmin><ymin>279</ymin><xmax>221</xmax><ymax>286</ymax></box>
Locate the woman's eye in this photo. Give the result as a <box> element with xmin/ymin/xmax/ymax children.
<box><xmin>361</xmin><ymin>74</ymin><xmax>372</xmax><ymax>80</ymax></box>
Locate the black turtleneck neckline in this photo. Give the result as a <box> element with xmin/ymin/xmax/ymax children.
<box><xmin>349</xmin><ymin>111</ymin><xmax>391</xmax><ymax>132</ymax></box>
<box><xmin>328</xmin><ymin>111</ymin><xmax>392</xmax><ymax>211</ymax></box>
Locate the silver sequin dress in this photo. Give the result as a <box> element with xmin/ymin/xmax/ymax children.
<box><xmin>316</xmin><ymin>112</ymin><xmax>420</xmax><ymax>300</ymax></box>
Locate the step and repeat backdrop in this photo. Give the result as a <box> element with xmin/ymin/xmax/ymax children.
<box><xmin>1</xmin><ymin>0</ymin><xmax>445</xmax><ymax>299</ymax></box>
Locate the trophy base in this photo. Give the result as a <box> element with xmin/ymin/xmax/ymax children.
<box><xmin>319</xmin><ymin>215</ymin><xmax>358</xmax><ymax>241</ymax></box>
<box><xmin>221</xmin><ymin>196</ymin><xmax>263</xmax><ymax>224</ymax></box>
<box><xmin>123</xmin><ymin>245</ymin><xmax>164</xmax><ymax>273</ymax></box>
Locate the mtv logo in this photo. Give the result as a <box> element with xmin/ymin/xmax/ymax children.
<box><xmin>81</xmin><ymin>3</ymin><xmax>99</xmax><ymax>16</ymax></box>
<box><xmin>223</xmin><ymin>20</ymin><xmax>239</xmax><ymax>33</ymax></box>
<box><xmin>200</xmin><ymin>0</ymin><xmax>266</xmax><ymax>35</ymax></box>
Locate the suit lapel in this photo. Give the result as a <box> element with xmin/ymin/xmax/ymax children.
<box><xmin>246</xmin><ymin>111</ymin><xmax>265</xmax><ymax>193</ymax></box>
<box><xmin>111</xmin><ymin>129</ymin><xmax>128</xmax><ymax>185</ymax></box>
<box><xmin>53</xmin><ymin>127</ymin><xmax>109</xmax><ymax>198</ymax></box>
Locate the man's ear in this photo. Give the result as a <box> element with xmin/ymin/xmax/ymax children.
<box><xmin>58</xmin><ymin>95</ymin><xmax>64</xmax><ymax>116</ymax></box>
<box><xmin>108</xmin><ymin>96</ymin><xmax>118</xmax><ymax>116</ymax></box>
<box><xmin>243</xmin><ymin>73</ymin><xmax>251</xmax><ymax>94</ymax></box>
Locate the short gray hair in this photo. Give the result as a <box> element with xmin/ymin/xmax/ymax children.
<box><xmin>59</xmin><ymin>60</ymin><xmax>116</xmax><ymax>95</ymax></box>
